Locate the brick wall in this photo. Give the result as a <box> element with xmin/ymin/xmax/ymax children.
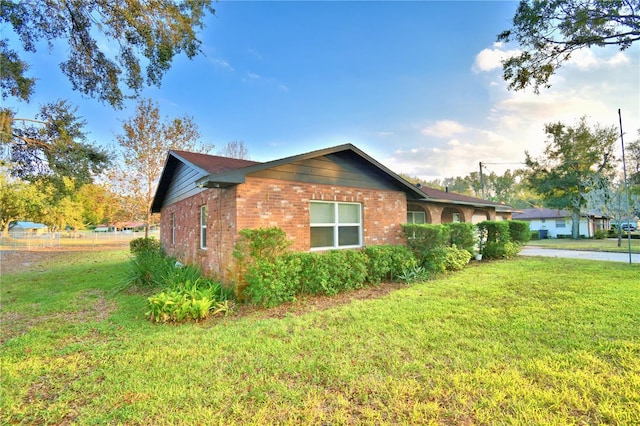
<box><xmin>160</xmin><ymin>176</ymin><xmax>407</xmax><ymax>281</ymax></box>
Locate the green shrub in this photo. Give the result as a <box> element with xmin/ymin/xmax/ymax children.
<box><xmin>504</xmin><ymin>241</ymin><xmax>521</xmax><ymax>258</ymax></box>
<box><xmin>146</xmin><ymin>279</ymin><xmax>230</xmax><ymax>323</ymax></box>
<box><xmin>233</xmin><ymin>227</ymin><xmax>292</xmax><ymax>261</ymax></box>
<box><xmin>333</xmin><ymin>249</ymin><xmax>368</xmax><ymax>291</ymax></box>
<box><xmin>244</xmin><ymin>255</ymin><xmax>301</xmax><ymax>307</ymax></box>
<box><xmin>422</xmin><ymin>246</ymin><xmax>448</xmax><ymax>273</ymax></box>
<box><xmin>594</xmin><ymin>229</ymin><xmax>608</xmax><ymax>239</ymax></box>
<box><xmin>476</xmin><ymin>221</ymin><xmax>511</xmax><ymax>259</ymax></box>
<box><xmin>233</xmin><ymin>227</ymin><xmax>293</xmax><ymax>300</ymax></box>
<box><xmin>123</xmin><ymin>249</ymin><xmax>177</xmax><ymax>288</ymax></box>
<box><xmin>130</xmin><ymin>237</ymin><xmax>163</xmax><ymax>256</ymax></box>
<box><xmin>508</xmin><ymin>220</ymin><xmax>531</xmax><ymax>245</ymax></box>
<box><xmin>296</xmin><ymin>252</ymin><xmax>334</xmax><ymax>295</ymax></box>
<box><xmin>447</xmin><ymin>222</ymin><xmax>476</xmax><ymax>254</ymax></box>
<box><xmin>482</xmin><ymin>241</ymin><xmax>506</xmax><ymax>259</ymax></box>
<box><xmin>443</xmin><ymin>245</ymin><xmax>472</xmax><ymax>271</ymax></box>
<box><xmin>402</xmin><ymin>223</ymin><xmax>449</xmax><ymax>270</ymax></box>
<box><xmin>363</xmin><ymin>245</ymin><xmax>417</xmax><ymax>283</ymax></box>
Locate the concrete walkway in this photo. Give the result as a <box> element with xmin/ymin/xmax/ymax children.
<box><xmin>520</xmin><ymin>247</ymin><xmax>640</xmax><ymax>264</ymax></box>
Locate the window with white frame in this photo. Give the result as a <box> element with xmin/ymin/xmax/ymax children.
<box><xmin>407</xmin><ymin>211</ymin><xmax>426</xmax><ymax>224</ymax></box>
<box><xmin>556</xmin><ymin>219</ymin><xmax>566</xmax><ymax>228</ymax></box>
<box><xmin>452</xmin><ymin>212</ymin><xmax>461</xmax><ymax>223</ymax></box>
<box><xmin>200</xmin><ymin>205</ymin><xmax>207</xmax><ymax>249</ymax></box>
<box><xmin>171</xmin><ymin>213</ymin><xmax>176</xmax><ymax>245</ymax></box>
<box><xmin>310</xmin><ymin>201</ymin><xmax>362</xmax><ymax>249</ymax></box>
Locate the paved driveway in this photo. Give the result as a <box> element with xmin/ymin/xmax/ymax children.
<box><xmin>520</xmin><ymin>247</ymin><xmax>640</xmax><ymax>264</ymax></box>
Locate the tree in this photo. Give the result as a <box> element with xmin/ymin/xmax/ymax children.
<box><xmin>582</xmin><ymin>175</ymin><xmax>639</xmax><ymax>246</ymax></box>
<box><xmin>498</xmin><ymin>0</ymin><xmax>640</xmax><ymax>92</ymax></box>
<box><xmin>525</xmin><ymin>117</ymin><xmax>618</xmax><ymax>239</ymax></box>
<box><xmin>115</xmin><ymin>98</ymin><xmax>212</xmax><ymax>237</ymax></box>
<box><xmin>1</xmin><ymin>101</ymin><xmax>109</xmax><ymax>188</ymax></box>
<box><xmin>1</xmin><ymin>1</ymin><xmax>215</xmax><ymax>108</ymax></box>
<box><xmin>626</xmin><ymin>130</ymin><xmax>640</xmax><ymax>185</ymax></box>
<box><xmin>217</xmin><ymin>140</ymin><xmax>251</xmax><ymax>160</ymax></box>
<box><xmin>0</xmin><ymin>173</ymin><xmax>42</xmax><ymax>235</ymax></box>
<box><xmin>76</xmin><ymin>183</ymin><xmax>127</xmax><ymax>227</ymax></box>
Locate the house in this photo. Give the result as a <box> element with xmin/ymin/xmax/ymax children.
<box><xmin>512</xmin><ymin>208</ymin><xmax>609</xmax><ymax>238</ymax></box>
<box><xmin>151</xmin><ymin>144</ymin><xmax>513</xmax><ymax>280</ymax></box>
<box><xmin>8</xmin><ymin>221</ymin><xmax>48</xmax><ymax>237</ymax></box>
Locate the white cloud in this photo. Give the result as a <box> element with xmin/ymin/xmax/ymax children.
<box><xmin>567</xmin><ymin>49</ymin><xmax>631</xmax><ymax>70</ymax></box>
<box><xmin>421</xmin><ymin>120</ymin><xmax>466</xmax><ymax>138</ymax></box>
<box><xmin>473</xmin><ymin>43</ymin><xmax>521</xmax><ymax>73</ymax></box>
<box><xmin>211</xmin><ymin>58</ymin><xmax>234</xmax><ymax>71</ymax></box>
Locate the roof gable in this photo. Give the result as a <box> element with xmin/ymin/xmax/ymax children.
<box><xmin>151</xmin><ymin>151</ymin><xmax>259</xmax><ymax>212</ymax></box>
<box><xmin>152</xmin><ymin>144</ymin><xmax>514</xmax><ymax>212</ymax></box>
<box><xmin>194</xmin><ymin>144</ymin><xmax>425</xmax><ymax>197</ymax></box>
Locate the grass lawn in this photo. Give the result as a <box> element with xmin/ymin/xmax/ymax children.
<box><xmin>2</xmin><ymin>249</ymin><xmax>639</xmax><ymax>424</ymax></box>
<box><xmin>527</xmin><ymin>237</ymin><xmax>640</xmax><ymax>253</ymax></box>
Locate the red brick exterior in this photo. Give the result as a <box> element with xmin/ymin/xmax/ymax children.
<box><xmin>160</xmin><ymin>176</ymin><xmax>407</xmax><ymax>281</ymax></box>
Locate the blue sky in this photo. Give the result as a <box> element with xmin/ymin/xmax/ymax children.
<box><xmin>5</xmin><ymin>1</ymin><xmax>639</xmax><ymax>180</ymax></box>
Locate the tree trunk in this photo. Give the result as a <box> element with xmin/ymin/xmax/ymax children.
<box><xmin>571</xmin><ymin>209</ymin><xmax>581</xmax><ymax>239</ymax></box>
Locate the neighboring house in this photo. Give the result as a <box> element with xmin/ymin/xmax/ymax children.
<box><xmin>8</xmin><ymin>221</ymin><xmax>48</xmax><ymax>237</ymax></box>
<box><xmin>512</xmin><ymin>208</ymin><xmax>609</xmax><ymax>238</ymax></box>
<box><xmin>151</xmin><ymin>144</ymin><xmax>513</xmax><ymax>280</ymax></box>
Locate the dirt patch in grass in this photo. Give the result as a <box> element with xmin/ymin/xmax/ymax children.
<box><xmin>1</xmin><ymin>243</ymin><xmax>129</xmax><ymax>275</ymax></box>
<box><xmin>0</xmin><ymin>291</ymin><xmax>118</xmax><ymax>344</ymax></box>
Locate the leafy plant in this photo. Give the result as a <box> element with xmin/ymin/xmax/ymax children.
<box><xmin>443</xmin><ymin>245</ymin><xmax>472</xmax><ymax>271</ymax></box>
<box><xmin>364</xmin><ymin>245</ymin><xmax>418</xmax><ymax>284</ymax></box>
<box><xmin>594</xmin><ymin>229</ymin><xmax>608</xmax><ymax>239</ymax></box>
<box><xmin>129</xmin><ymin>237</ymin><xmax>163</xmax><ymax>256</ymax></box>
<box><xmin>397</xmin><ymin>265</ymin><xmax>430</xmax><ymax>283</ymax></box>
<box><xmin>447</xmin><ymin>222</ymin><xmax>476</xmax><ymax>254</ymax></box>
<box><xmin>244</xmin><ymin>256</ymin><xmax>301</xmax><ymax>308</ymax></box>
<box><xmin>145</xmin><ymin>278</ymin><xmax>228</xmax><ymax>323</ymax></box>
<box><xmin>508</xmin><ymin>220</ymin><xmax>531</xmax><ymax>245</ymax></box>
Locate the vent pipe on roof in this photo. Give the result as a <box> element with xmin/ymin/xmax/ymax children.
<box><xmin>445</xmin><ymin>186</ymin><xmax>449</xmax><ymax>193</ymax></box>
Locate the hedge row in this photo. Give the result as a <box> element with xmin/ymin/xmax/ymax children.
<box><xmin>476</xmin><ymin>220</ymin><xmax>530</xmax><ymax>259</ymax></box>
<box><xmin>243</xmin><ymin>245</ymin><xmax>417</xmax><ymax>307</ymax></box>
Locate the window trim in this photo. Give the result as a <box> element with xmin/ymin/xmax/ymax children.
<box><xmin>310</xmin><ymin>201</ymin><xmax>362</xmax><ymax>250</ymax></box>
<box><xmin>407</xmin><ymin>211</ymin><xmax>426</xmax><ymax>224</ymax></box>
<box><xmin>199</xmin><ymin>205</ymin><xmax>207</xmax><ymax>249</ymax></box>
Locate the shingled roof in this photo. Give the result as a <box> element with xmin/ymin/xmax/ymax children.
<box><xmin>416</xmin><ymin>185</ymin><xmax>509</xmax><ymax>209</ymax></box>
<box><xmin>152</xmin><ymin>144</ymin><xmax>514</xmax><ymax>212</ymax></box>
<box><xmin>171</xmin><ymin>150</ymin><xmax>260</xmax><ymax>175</ymax></box>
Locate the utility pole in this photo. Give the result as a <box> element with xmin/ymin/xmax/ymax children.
<box><xmin>479</xmin><ymin>162</ymin><xmax>485</xmax><ymax>200</ymax></box>
<box><xmin>619</xmin><ymin>109</ymin><xmax>632</xmax><ymax>264</ymax></box>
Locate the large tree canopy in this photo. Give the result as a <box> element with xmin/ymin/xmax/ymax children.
<box><xmin>525</xmin><ymin>117</ymin><xmax>618</xmax><ymax>238</ymax></box>
<box><xmin>498</xmin><ymin>0</ymin><xmax>640</xmax><ymax>92</ymax></box>
<box><xmin>0</xmin><ymin>0</ymin><xmax>214</xmax><ymax>108</ymax></box>
<box><xmin>1</xmin><ymin>101</ymin><xmax>109</xmax><ymax>188</ymax></box>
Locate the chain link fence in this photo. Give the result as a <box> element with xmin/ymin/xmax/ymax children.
<box><xmin>0</xmin><ymin>230</ymin><xmax>160</xmax><ymax>251</ymax></box>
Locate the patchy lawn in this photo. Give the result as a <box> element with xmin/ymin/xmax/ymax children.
<box><xmin>527</xmin><ymin>237</ymin><xmax>640</xmax><ymax>253</ymax></box>
<box><xmin>2</xmin><ymin>248</ymin><xmax>639</xmax><ymax>424</ymax></box>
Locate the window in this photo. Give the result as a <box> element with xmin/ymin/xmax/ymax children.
<box><xmin>407</xmin><ymin>211</ymin><xmax>426</xmax><ymax>224</ymax></box>
<box><xmin>556</xmin><ymin>219</ymin><xmax>566</xmax><ymax>228</ymax></box>
<box><xmin>170</xmin><ymin>213</ymin><xmax>176</xmax><ymax>245</ymax></box>
<box><xmin>452</xmin><ymin>212</ymin><xmax>461</xmax><ymax>223</ymax></box>
<box><xmin>200</xmin><ymin>205</ymin><xmax>207</xmax><ymax>249</ymax></box>
<box><xmin>310</xmin><ymin>201</ymin><xmax>362</xmax><ymax>249</ymax></box>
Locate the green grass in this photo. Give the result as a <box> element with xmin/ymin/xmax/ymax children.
<box><xmin>527</xmin><ymin>236</ymin><xmax>640</xmax><ymax>253</ymax></box>
<box><xmin>2</xmin><ymin>250</ymin><xmax>639</xmax><ymax>424</ymax></box>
